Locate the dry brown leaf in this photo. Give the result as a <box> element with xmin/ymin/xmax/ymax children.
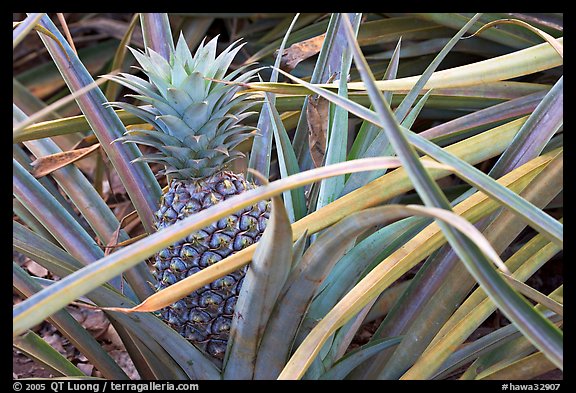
<box><xmin>24</xmin><ymin>260</ymin><xmax>49</xmax><ymax>278</ymax></box>
<box><xmin>280</xmin><ymin>33</ymin><xmax>326</xmax><ymax>71</ymax></box>
<box><xmin>42</xmin><ymin>332</ymin><xmax>67</xmax><ymax>355</ymax></box>
<box><xmin>76</xmin><ymin>363</ymin><xmax>94</xmax><ymax>376</ymax></box>
<box><xmin>68</xmin><ymin>307</ymin><xmax>110</xmax><ymax>339</ymax></box>
<box><xmin>81</xmin><ymin>310</ymin><xmax>110</xmax><ymax>335</ymax></box>
<box><xmin>30</xmin><ymin>144</ymin><xmax>101</xmax><ymax>178</ymax></box>
<box><xmin>103</xmin><ymin>324</ymin><xmax>124</xmax><ymax>349</ymax></box>
<box><xmin>306</xmin><ymin>95</ymin><xmax>329</xmax><ymax>168</ymax></box>
<box><xmin>76</xmin><ymin>353</ymin><xmax>89</xmax><ymax>362</ymax></box>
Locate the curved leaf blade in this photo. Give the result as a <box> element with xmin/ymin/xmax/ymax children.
<box><xmin>14</xmin><ymin>331</ymin><xmax>85</xmax><ymax>377</ymax></box>
<box><xmin>13</xmin><ymin>263</ymin><xmax>129</xmax><ymax>379</ymax></box>
<box><xmin>31</xmin><ymin>13</ymin><xmax>161</xmax><ymax>233</ymax></box>
<box><xmin>266</xmin><ymin>92</ymin><xmax>307</xmax><ymax>222</ymax></box>
<box><xmin>13</xmin><ymin>13</ymin><xmax>46</xmax><ymax>49</ymax></box>
<box><xmin>140</xmin><ymin>13</ymin><xmax>174</xmax><ymax>59</ymax></box>
<box><xmin>224</xmin><ymin>194</ymin><xmax>293</xmax><ymax>379</ymax></box>
<box><xmin>248</xmin><ymin>13</ymin><xmax>300</xmax><ymax>181</ymax></box>
<box><xmin>319</xmin><ymin>337</ymin><xmax>403</xmax><ymax>380</ymax></box>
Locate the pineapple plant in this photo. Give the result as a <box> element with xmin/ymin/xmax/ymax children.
<box><xmin>107</xmin><ymin>34</ymin><xmax>270</xmax><ymax>363</ymax></box>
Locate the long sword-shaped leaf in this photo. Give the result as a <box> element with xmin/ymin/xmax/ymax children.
<box><xmin>291</xmin><ymin>13</ymin><xmax>360</xmax><ymax>169</ymax></box>
<box><xmin>369</xmin><ymin>149</ymin><xmax>562</xmax><ymax>380</ymax></box>
<box><xmin>478</xmin><ymin>351</ymin><xmax>557</xmax><ymax>380</ymax></box>
<box><xmin>14</xmin><ymin>221</ymin><xmax>86</xmax><ymax>274</ymax></box>
<box><xmin>316</xmin><ymin>14</ymin><xmax>361</xmax><ymax>210</ymax></box>
<box><xmin>401</xmin><ymin>77</ymin><xmax>563</xmax><ymax>371</ymax></box>
<box><xmin>435</xmin><ymin>309</ymin><xmax>561</xmax><ymax>380</ymax></box>
<box><xmin>411</xmin><ymin>13</ymin><xmax>539</xmax><ymax>49</ymax></box>
<box><xmin>224</xmin><ymin>194</ymin><xmax>293</xmax><ymax>379</ymax></box>
<box><xmin>501</xmin><ymin>275</ymin><xmax>563</xmax><ymax>316</ymax></box>
<box><xmin>290</xmin><ymin>12</ymin><xmax>335</xmax><ymax>163</ymax></box>
<box><xmin>13</xmin><ymin>158</ymin><xmax>133</xmax><ymax>297</ymax></box>
<box><xmin>400</xmin><ymin>227</ymin><xmax>562</xmax><ymax>379</ymax></box>
<box><xmin>13</xmin><ymin>140</ymin><xmax>87</xmax><ymax>234</ymax></box>
<box><xmin>14</xmin><ymin>228</ymin><xmax>188</xmax><ymax>380</ymax></box>
<box><xmin>13</xmin><ymin>78</ymin><xmax>62</xmax><ymax>121</ymax></box>
<box><xmin>14</xmin><ymin>222</ymin><xmax>219</xmax><ymax>380</ymax></box>
<box><xmin>248</xmin><ymin>13</ymin><xmax>299</xmax><ymax>181</ymax></box>
<box><xmin>319</xmin><ymin>337</ymin><xmax>403</xmax><ymax>380</ymax></box>
<box><xmin>365</xmin><ymin>76</ymin><xmax>561</xmax><ymax>375</ymax></box>
<box><xmin>16</xmin><ymin>39</ymin><xmax>118</xmax><ymax>103</ymax></box>
<box><xmin>466</xmin><ymin>18</ymin><xmax>563</xmax><ymax>58</ymax></box>
<box><xmin>461</xmin><ymin>288</ymin><xmax>562</xmax><ymax>380</ymax></box>
<box><xmin>473</xmin><ymin>291</ymin><xmax>563</xmax><ymax>381</ymax></box>
<box><xmin>13</xmin><ymin>110</ymin><xmax>141</xmax><ymax>144</ymax></box>
<box><xmin>394</xmin><ymin>13</ymin><xmax>484</xmax><ymax>123</ymax></box>
<box><xmin>322</xmin><ymin>298</ymin><xmax>378</xmax><ymax>372</ymax></box>
<box><xmin>467</xmin><ymin>336</ymin><xmax>537</xmax><ymax>380</ymax></box>
<box><xmin>13</xmin><ymin>263</ymin><xmax>129</xmax><ymax>379</ymax></box>
<box><xmin>14</xmin><ymin>80</ymin><xmax>544</xmax><ymax>143</ymax></box>
<box><xmin>14</xmin><ymin>330</ymin><xmax>85</xmax><ymax>377</ymax></box>
<box><xmin>398</xmin><ymin>166</ymin><xmax>564</xmax><ymax>378</ymax></box>
<box><xmin>13</xmin><ymin>159</ymin><xmax>104</xmax><ymax>266</ymax></box>
<box><xmin>433</xmin><ymin>222</ymin><xmax>562</xmax><ymax>348</ymax></box>
<box><xmin>104</xmin><ymin>13</ymin><xmax>141</xmax><ymax>101</ymax></box>
<box><xmin>337</xmin><ymin>13</ymin><xmax>474</xmax><ymax>221</ymax></box>
<box><xmin>12</xmin><ymin>74</ymin><xmax>110</xmax><ymax>133</ymax></box>
<box><xmin>31</xmin><ymin>13</ymin><xmax>161</xmax><ymax>233</ymax></box>
<box><xmin>277</xmin><ymin>194</ymin><xmax>518</xmax><ymax>380</ymax></box>
<box><xmin>13</xmin><ymin>199</ymin><xmax>58</xmax><ymax>245</ymax></box>
<box><xmin>491</xmin><ymin>76</ymin><xmax>563</xmax><ymax>175</ymax></box>
<box><xmin>347</xmin><ymin>38</ymin><xmax>401</xmax><ymax>162</ymax></box>
<box><xmin>299</xmin><ymin>217</ymin><xmax>427</xmax><ymax>350</ymax></box>
<box><xmin>140</xmin><ymin>13</ymin><xmax>174</xmax><ymax>60</ymax></box>
<box><xmin>399</xmin><ymin>90</ymin><xmax>432</xmax><ymax>130</ymax></box>
<box><xmin>246</xmin><ymin>37</ymin><xmax>563</xmax><ymax>94</ymax></box>
<box><xmin>13</xmin><ymin>13</ymin><xmax>45</xmax><ymax>49</ymax></box>
<box><xmin>14</xmin><ymin>105</ymin><xmax>154</xmax><ymax>301</ymax></box>
<box><xmin>419</xmin><ymin>90</ymin><xmax>546</xmax><ymax>144</ymax></box>
<box><xmin>266</xmin><ymin>92</ymin><xmax>307</xmax><ymax>222</ymax></box>
<box><xmin>342</xmin><ymin>89</ymin><xmax>431</xmax><ymax>195</ymax></box>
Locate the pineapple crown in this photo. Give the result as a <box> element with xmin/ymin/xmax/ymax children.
<box><xmin>108</xmin><ymin>34</ymin><xmax>260</xmax><ymax>180</ymax></box>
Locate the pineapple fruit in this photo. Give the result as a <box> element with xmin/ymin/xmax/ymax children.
<box><xmin>108</xmin><ymin>35</ymin><xmax>270</xmax><ymax>364</ymax></box>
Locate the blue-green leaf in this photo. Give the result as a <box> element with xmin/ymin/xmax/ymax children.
<box><xmin>248</xmin><ymin>14</ymin><xmax>300</xmax><ymax>181</ymax></box>
<box><xmin>225</xmin><ymin>194</ymin><xmax>293</xmax><ymax>379</ymax></box>
<box><xmin>319</xmin><ymin>337</ymin><xmax>403</xmax><ymax>380</ymax></box>
<box><xmin>266</xmin><ymin>92</ymin><xmax>307</xmax><ymax>222</ymax></box>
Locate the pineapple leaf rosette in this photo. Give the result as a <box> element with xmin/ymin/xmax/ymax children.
<box><xmin>108</xmin><ymin>34</ymin><xmax>270</xmax><ymax>363</ymax></box>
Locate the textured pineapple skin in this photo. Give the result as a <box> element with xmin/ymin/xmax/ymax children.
<box><xmin>153</xmin><ymin>171</ymin><xmax>269</xmax><ymax>363</ymax></box>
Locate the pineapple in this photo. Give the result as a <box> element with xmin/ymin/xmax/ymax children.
<box><xmin>108</xmin><ymin>35</ymin><xmax>270</xmax><ymax>364</ymax></box>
